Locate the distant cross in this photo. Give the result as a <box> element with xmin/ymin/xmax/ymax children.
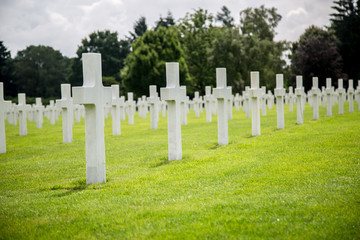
<box><xmin>337</xmin><ymin>79</ymin><xmax>346</xmax><ymax>114</ymax></box>
<box><xmin>326</xmin><ymin>78</ymin><xmax>333</xmax><ymax>117</ymax></box>
<box><xmin>249</xmin><ymin>72</ymin><xmax>261</xmax><ymax>136</ymax></box>
<box><xmin>160</xmin><ymin>62</ymin><xmax>187</xmax><ymax>161</ymax></box>
<box><xmin>17</xmin><ymin>93</ymin><xmax>30</xmax><ymax>136</ymax></box>
<box><xmin>34</xmin><ymin>98</ymin><xmax>44</xmax><ymax>128</ymax></box>
<box><xmin>204</xmin><ymin>86</ymin><xmax>212</xmax><ymax>122</ymax></box>
<box><xmin>348</xmin><ymin>80</ymin><xmax>354</xmax><ymax>113</ymax></box>
<box><xmin>311</xmin><ymin>77</ymin><xmax>321</xmax><ymax>120</ymax></box>
<box><xmin>126</xmin><ymin>92</ymin><xmax>136</xmax><ymax>125</ymax></box>
<box><xmin>72</xmin><ymin>53</ymin><xmax>111</xmax><ymax>184</ymax></box>
<box><xmin>56</xmin><ymin>84</ymin><xmax>73</xmax><ymax>143</ymax></box>
<box><xmin>110</xmin><ymin>85</ymin><xmax>123</xmax><ymax>135</ymax></box>
<box><xmin>0</xmin><ymin>83</ymin><xmax>11</xmax><ymax>153</ymax></box>
<box><xmin>295</xmin><ymin>76</ymin><xmax>304</xmax><ymax>124</ymax></box>
<box><xmin>274</xmin><ymin>74</ymin><xmax>285</xmax><ymax>129</ymax></box>
<box><xmin>47</xmin><ymin>100</ymin><xmax>57</xmax><ymax>125</ymax></box>
<box><xmin>355</xmin><ymin>80</ymin><xmax>360</xmax><ymax>111</ymax></box>
<box><xmin>288</xmin><ymin>86</ymin><xmax>294</xmax><ymax>112</ymax></box>
<box><xmin>193</xmin><ymin>91</ymin><xmax>201</xmax><ymax>118</ymax></box>
<box><xmin>148</xmin><ymin>85</ymin><xmax>160</xmax><ymax>129</ymax></box>
<box><xmin>213</xmin><ymin>68</ymin><xmax>232</xmax><ymax>145</ymax></box>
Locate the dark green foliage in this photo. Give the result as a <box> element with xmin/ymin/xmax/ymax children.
<box><xmin>216</xmin><ymin>6</ymin><xmax>234</xmax><ymax>27</ymax></box>
<box><xmin>129</xmin><ymin>16</ymin><xmax>148</xmax><ymax>42</ymax></box>
<box><xmin>155</xmin><ymin>11</ymin><xmax>176</xmax><ymax>30</ymax></box>
<box><xmin>238</xmin><ymin>6</ymin><xmax>289</xmax><ymax>90</ymax></box>
<box><xmin>0</xmin><ymin>41</ymin><xmax>16</xmax><ymax>97</ymax></box>
<box><xmin>178</xmin><ymin>9</ymin><xmax>215</xmax><ymax>95</ymax></box>
<box><xmin>13</xmin><ymin>45</ymin><xmax>70</xmax><ymax>98</ymax></box>
<box><xmin>69</xmin><ymin>30</ymin><xmax>130</xmax><ymax>87</ymax></box>
<box><xmin>121</xmin><ymin>26</ymin><xmax>189</xmax><ymax>98</ymax></box>
<box><xmin>291</xmin><ymin>26</ymin><xmax>344</xmax><ymax>91</ymax></box>
<box><xmin>330</xmin><ymin>0</ymin><xmax>360</xmax><ymax>79</ymax></box>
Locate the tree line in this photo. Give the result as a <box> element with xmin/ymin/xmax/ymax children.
<box><xmin>1</xmin><ymin>1</ymin><xmax>359</xmax><ymax>101</ymax></box>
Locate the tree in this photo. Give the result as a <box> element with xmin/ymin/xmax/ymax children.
<box><xmin>178</xmin><ymin>8</ymin><xmax>215</xmax><ymax>95</ymax></box>
<box><xmin>0</xmin><ymin>41</ymin><xmax>16</xmax><ymax>97</ymax></box>
<box><xmin>216</xmin><ymin>6</ymin><xmax>234</xmax><ymax>28</ymax></box>
<box><xmin>330</xmin><ymin>0</ymin><xmax>360</xmax><ymax>79</ymax></box>
<box><xmin>239</xmin><ymin>5</ymin><xmax>289</xmax><ymax>89</ymax></box>
<box><xmin>129</xmin><ymin>16</ymin><xmax>148</xmax><ymax>42</ymax></box>
<box><xmin>155</xmin><ymin>11</ymin><xmax>176</xmax><ymax>30</ymax></box>
<box><xmin>291</xmin><ymin>26</ymin><xmax>344</xmax><ymax>91</ymax></box>
<box><xmin>14</xmin><ymin>45</ymin><xmax>70</xmax><ymax>98</ymax></box>
<box><xmin>121</xmin><ymin>26</ymin><xmax>190</xmax><ymax>98</ymax></box>
<box><xmin>69</xmin><ymin>30</ymin><xmax>130</xmax><ymax>86</ymax></box>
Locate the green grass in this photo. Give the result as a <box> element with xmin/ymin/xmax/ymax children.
<box><xmin>0</xmin><ymin>102</ymin><xmax>359</xmax><ymax>239</ymax></box>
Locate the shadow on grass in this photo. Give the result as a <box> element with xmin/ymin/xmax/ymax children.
<box><xmin>151</xmin><ymin>157</ymin><xmax>170</xmax><ymax>168</ymax></box>
<box><xmin>51</xmin><ymin>179</ymin><xmax>90</xmax><ymax>197</ymax></box>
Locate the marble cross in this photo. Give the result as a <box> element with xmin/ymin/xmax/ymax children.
<box><xmin>295</xmin><ymin>76</ymin><xmax>304</xmax><ymax>124</ymax></box>
<box><xmin>204</xmin><ymin>86</ymin><xmax>212</xmax><ymax>122</ymax></box>
<box><xmin>72</xmin><ymin>53</ymin><xmax>111</xmax><ymax>184</ymax></box>
<box><xmin>311</xmin><ymin>77</ymin><xmax>321</xmax><ymax>120</ymax></box>
<box><xmin>17</xmin><ymin>93</ymin><xmax>30</xmax><ymax>136</ymax></box>
<box><xmin>160</xmin><ymin>62</ymin><xmax>187</xmax><ymax>161</ymax></box>
<box><xmin>337</xmin><ymin>79</ymin><xmax>346</xmax><ymax>115</ymax></box>
<box><xmin>274</xmin><ymin>74</ymin><xmax>285</xmax><ymax>129</ymax></box>
<box><xmin>249</xmin><ymin>72</ymin><xmax>261</xmax><ymax>136</ymax></box>
<box><xmin>326</xmin><ymin>78</ymin><xmax>333</xmax><ymax>117</ymax></box>
<box><xmin>126</xmin><ymin>92</ymin><xmax>135</xmax><ymax>125</ymax></box>
<box><xmin>148</xmin><ymin>85</ymin><xmax>160</xmax><ymax>130</ymax></box>
<box><xmin>347</xmin><ymin>79</ymin><xmax>354</xmax><ymax>113</ymax></box>
<box><xmin>110</xmin><ymin>85</ymin><xmax>123</xmax><ymax>135</ymax></box>
<box><xmin>213</xmin><ymin>68</ymin><xmax>232</xmax><ymax>145</ymax></box>
<box><xmin>0</xmin><ymin>83</ymin><xmax>11</xmax><ymax>153</ymax></box>
<box><xmin>34</xmin><ymin>98</ymin><xmax>44</xmax><ymax>128</ymax></box>
<box><xmin>56</xmin><ymin>84</ymin><xmax>73</xmax><ymax>143</ymax></box>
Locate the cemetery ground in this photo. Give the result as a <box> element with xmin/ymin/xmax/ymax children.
<box><xmin>0</xmin><ymin>103</ymin><xmax>359</xmax><ymax>239</ymax></box>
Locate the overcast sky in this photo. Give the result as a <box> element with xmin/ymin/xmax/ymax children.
<box><xmin>0</xmin><ymin>0</ymin><xmax>334</xmax><ymax>58</ymax></box>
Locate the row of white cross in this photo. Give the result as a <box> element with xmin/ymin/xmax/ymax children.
<box><xmin>1</xmin><ymin>53</ymin><xmax>359</xmax><ymax>184</ymax></box>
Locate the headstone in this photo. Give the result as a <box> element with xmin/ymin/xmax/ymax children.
<box><xmin>295</xmin><ymin>76</ymin><xmax>304</xmax><ymax>124</ymax></box>
<box><xmin>181</xmin><ymin>96</ymin><xmax>189</xmax><ymax>125</ymax></box>
<box><xmin>326</xmin><ymin>78</ymin><xmax>333</xmax><ymax>117</ymax></box>
<box><xmin>34</xmin><ymin>98</ymin><xmax>44</xmax><ymax>128</ymax></box>
<box><xmin>47</xmin><ymin>100</ymin><xmax>57</xmax><ymax>125</ymax></box>
<box><xmin>348</xmin><ymin>79</ymin><xmax>354</xmax><ymax>113</ymax></box>
<box><xmin>140</xmin><ymin>95</ymin><xmax>148</xmax><ymax>119</ymax></box>
<box><xmin>56</xmin><ymin>84</ymin><xmax>74</xmax><ymax>143</ymax></box>
<box><xmin>148</xmin><ymin>85</ymin><xmax>160</xmax><ymax>129</ymax></box>
<box><xmin>72</xmin><ymin>53</ymin><xmax>111</xmax><ymax>184</ymax></box>
<box><xmin>274</xmin><ymin>74</ymin><xmax>285</xmax><ymax>129</ymax></box>
<box><xmin>337</xmin><ymin>79</ymin><xmax>345</xmax><ymax>114</ymax></box>
<box><xmin>288</xmin><ymin>87</ymin><xmax>294</xmax><ymax>112</ymax></box>
<box><xmin>356</xmin><ymin>80</ymin><xmax>360</xmax><ymax>110</ymax></box>
<box><xmin>243</xmin><ymin>87</ymin><xmax>251</xmax><ymax>118</ymax></box>
<box><xmin>160</xmin><ymin>100</ymin><xmax>167</xmax><ymax>118</ymax></box>
<box><xmin>126</xmin><ymin>92</ymin><xmax>135</xmax><ymax>125</ymax></box>
<box><xmin>204</xmin><ymin>86</ymin><xmax>212</xmax><ymax>122</ymax></box>
<box><xmin>120</xmin><ymin>96</ymin><xmax>126</xmax><ymax>121</ymax></box>
<box><xmin>213</xmin><ymin>68</ymin><xmax>232</xmax><ymax>145</ymax></box>
<box><xmin>311</xmin><ymin>77</ymin><xmax>321</xmax><ymax>120</ymax></box>
<box><xmin>227</xmin><ymin>93</ymin><xmax>233</xmax><ymax>120</ymax></box>
<box><xmin>322</xmin><ymin>86</ymin><xmax>326</xmax><ymax>108</ymax></box>
<box><xmin>74</xmin><ymin>104</ymin><xmax>82</xmax><ymax>123</ymax></box>
<box><xmin>17</xmin><ymin>93</ymin><xmax>29</xmax><ymax>136</ymax></box>
<box><xmin>0</xmin><ymin>83</ymin><xmax>11</xmax><ymax>153</ymax></box>
<box><xmin>193</xmin><ymin>91</ymin><xmax>201</xmax><ymax>118</ymax></box>
<box><xmin>234</xmin><ymin>93</ymin><xmax>241</xmax><ymax>111</ymax></box>
<box><xmin>160</xmin><ymin>62</ymin><xmax>187</xmax><ymax>161</ymax></box>
<box><xmin>261</xmin><ymin>86</ymin><xmax>267</xmax><ymax>116</ymax></box>
<box><xmin>267</xmin><ymin>90</ymin><xmax>274</xmax><ymax>110</ymax></box>
<box><xmin>249</xmin><ymin>72</ymin><xmax>261</xmax><ymax>136</ymax></box>
<box><xmin>110</xmin><ymin>85</ymin><xmax>123</xmax><ymax>135</ymax></box>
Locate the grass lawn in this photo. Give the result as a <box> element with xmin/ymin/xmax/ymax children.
<box><xmin>0</xmin><ymin>102</ymin><xmax>359</xmax><ymax>239</ymax></box>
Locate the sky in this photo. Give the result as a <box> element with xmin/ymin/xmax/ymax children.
<box><xmin>0</xmin><ymin>0</ymin><xmax>334</xmax><ymax>58</ymax></box>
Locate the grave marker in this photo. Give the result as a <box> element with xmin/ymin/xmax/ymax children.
<box><xmin>249</xmin><ymin>72</ymin><xmax>261</xmax><ymax>136</ymax></box>
<box><xmin>274</xmin><ymin>74</ymin><xmax>285</xmax><ymax>129</ymax></box>
<box><xmin>204</xmin><ymin>86</ymin><xmax>212</xmax><ymax>122</ymax></box>
<box><xmin>148</xmin><ymin>85</ymin><xmax>160</xmax><ymax>129</ymax></box>
<box><xmin>160</xmin><ymin>63</ymin><xmax>187</xmax><ymax>161</ymax></box>
<box><xmin>213</xmin><ymin>68</ymin><xmax>232</xmax><ymax>145</ymax></box>
<box><xmin>295</xmin><ymin>76</ymin><xmax>304</xmax><ymax>124</ymax></box>
<box><xmin>348</xmin><ymin>80</ymin><xmax>354</xmax><ymax>113</ymax></box>
<box><xmin>17</xmin><ymin>93</ymin><xmax>29</xmax><ymax>136</ymax></box>
<box><xmin>56</xmin><ymin>84</ymin><xmax>73</xmax><ymax>143</ymax></box>
<box><xmin>0</xmin><ymin>83</ymin><xmax>11</xmax><ymax>153</ymax></box>
<box><xmin>337</xmin><ymin>79</ymin><xmax>345</xmax><ymax>114</ymax></box>
<box><xmin>72</xmin><ymin>53</ymin><xmax>111</xmax><ymax>184</ymax></box>
<box><xmin>311</xmin><ymin>77</ymin><xmax>321</xmax><ymax>120</ymax></box>
<box><xmin>34</xmin><ymin>98</ymin><xmax>44</xmax><ymax>128</ymax></box>
<box><xmin>326</xmin><ymin>78</ymin><xmax>333</xmax><ymax>117</ymax></box>
<box><xmin>111</xmin><ymin>85</ymin><xmax>123</xmax><ymax>135</ymax></box>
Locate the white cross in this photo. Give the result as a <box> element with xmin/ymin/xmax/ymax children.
<box><xmin>213</xmin><ymin>68</ymin><xmax>232</xmax><ymax>145</ymax></box>
<box><xmin>110</xmin><ymin>85</ymin><xmax>124</xmax><ymax>135</ymax></box>
<box><xmin>17</xmin><ymin>93</ymin><xmax>30</xmax><ymax>136</ymax></box>
<box><xmin>47</xmin><ymin>100</ymin><xmax>57</xmax><ymax>125</ymax></box>
<box><xmin>160</xmin><ymin>62</ymin><xmax>187</xmax><ymax>161</ymax></box>
<box><xmin>295</xmin><ymin>76</ymin><xmax>304</xmax><ymax>124</ymax></box>
<box><xmin>311</xmin><ymin>77</ymin><xmax>321</xmax><ymax>120</ymax></box>
<box><xmin>348</xmin><ymin>79</ymin><xmax>354</xmax><ymax>112</ymax></box>
<box><xmin>274</xmin><ymin>74</ymin><xmax>285</xmax><ymax>129</ymax></box>
<box><xmin>72</xmin><ymin>53</ymin><xmax>111</xmax><ymax>184</ymax></box>
<box><xmin>337</xmin><ymin>79</ymin><xmax>346</xmax><ymax>114</ymax></box>
<box><xmin>249</xmin><ymin>72</ymin><xmax>261</xmax><ymax>136</ymax></box>
<box><xmin>126</xmin><ymin>92</ymin><xmax>135</xmax><ymax>125</ymax></box>
<box><xmin>0</xmin><ymin>83</ymin><xmax>11</xmax><ymax>153</ymax></box>
<box><xmin>56</xmin><ymin>84</ymin><xmax>73</xmax><ymax>143</ymax></box>
<box><xmin>204</xmin><ymin>86</ymin><xmax>212</xmax><ymax>122</ymax></box>
<box><xmin>193</xmin><ymin>91</ymin><xmax>201</xmax><ymax>118</ymax></box>
<box><xmin>148</xmin><ymin>85</ymin><xmax>160</xmax><ymax>129</ymax></box>
<box><xmin>34</xmin><ymin>98</ymin><xmax>44</xmax><ymax>128</ymax></box>
<box><xmin>326</xmin><ymin>78</ymin><xmax>333</xmax><ymax>117</ymax></box>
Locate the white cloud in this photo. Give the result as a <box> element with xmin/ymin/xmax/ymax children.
<box><xmin>0</xmin><ymin>0</ymin><xmax>335</xmax><ymax>57</ymax></box>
